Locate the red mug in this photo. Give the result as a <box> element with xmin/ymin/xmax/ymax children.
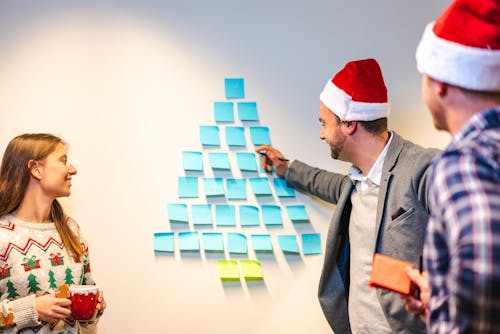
<box><xmin>68</xmin><ymin>285</ymin><xmax>99</xmax><ymax>321</ymax></box>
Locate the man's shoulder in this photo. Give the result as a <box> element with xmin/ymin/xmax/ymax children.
<box><xmin>390</xmin><ymin>132</ymin><xmax>440</xmax><ymax>166</ymax></box>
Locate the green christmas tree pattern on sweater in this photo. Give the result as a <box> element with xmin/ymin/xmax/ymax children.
<box><xmin>0</xmin><ymin>214</ymin><xmax>95</xmax><ymax>333</ymax></box>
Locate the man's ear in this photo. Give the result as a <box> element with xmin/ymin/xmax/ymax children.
<box><xmin>435</xmin><ymin>80</ymin><xmax>448</xmax><ymax>98</ymax></box>
<box><xmin>342</xmin><ymin>120</ymin><xmax>358</xmax><ymax>135</ymax></box>
<box><xmin>27</xmin><ymin>160</ymin><xmax>42</xmax><ymax>181</ymax></box>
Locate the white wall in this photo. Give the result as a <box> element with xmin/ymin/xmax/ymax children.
<box><xmin>0</xmin><ymin>1</ymin><xmax>451</xmax><ymax>333</ymax></box>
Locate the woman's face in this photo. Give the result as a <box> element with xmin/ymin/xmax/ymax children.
<box><xmin>38</xmin><ymin>143</ymin><xmax>77</xmax><ymax>199</ymax></box>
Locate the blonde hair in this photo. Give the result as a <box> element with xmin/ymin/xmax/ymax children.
<box><xmin>0</xmin><ymin>133</ymin><xmax>84</xmax><ymax>258</ymax></box>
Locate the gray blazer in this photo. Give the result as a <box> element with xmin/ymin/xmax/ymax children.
<box><xmin>286</xmin><ymin>132</ymin><xmax>439</xmax><ymax>334</ymax></box>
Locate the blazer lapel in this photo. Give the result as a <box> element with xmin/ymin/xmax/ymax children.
<box><xmin>374</xmin><ymin>132</ymin><xmax>405</xmax><ymax>248</ymax></box>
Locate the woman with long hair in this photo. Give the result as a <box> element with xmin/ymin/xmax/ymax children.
<box><xmin>0</xmin><ymin>133</ymin><xmax>105</xmax><ymax>333</ymax></box>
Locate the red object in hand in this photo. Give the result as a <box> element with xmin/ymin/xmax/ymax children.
<box><xmin>69</xmin><ymin>285</ymin><xmax>99</xmax><ymax>320</ymax></box>
<box><xmin>369</xmin><ymin>253</ymin><xmax>413</xmax><ymax>295</ymax></box>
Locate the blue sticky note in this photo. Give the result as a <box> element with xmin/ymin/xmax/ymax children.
<box><xmin>214</xmin><ymin>102</ymin><xmax>234</xmax><ymax>123</ymax></box>
<box><xmin>236</xmin><ymin>152</ymin><xmax>257</xmax><ymax>172</ymax></box>
<box><xmin>178</xmin><ymin>231</ymin><xmax>200</xmax><ymax>251</ymax></box>
<box><xmin>301</xmin><ymin>233</ymin><xmax>321</xmax><ymax>255</ymax></box>
<box><xmin>249</xmin><ymin>126</ymin><xmax>271</xmax><ymax>146</ymax></box>
<box><xmin>249</xmin><ymin>177</ymin><xmax>272</xmax><ymax>196</ymax></box>
<box><xmin>167</xmin><ymin>203</ymin><xmax>188</xmax><ymax>224</ymax></box>
<box><xmin>200</xmin><ymin>125</ymin><xmax>220</xmax><ymax>146</ymax></box>
<box><xmin>178</xmin><ymin>176</ymin><xmax>198</xmax><ymax>198</ymax></box>
<box><xmin>261</xmin><ymin>205</ymin><xmax>282</xmax><ymax>226</ymax></box>
<box><xmin>251</xmin><ymin>234</ymin><xmax>273</xmax><ymax>252</ymax></box>
<box><xmin>239</xmin><ymin>205</ymin><xmax>260</xmax><ymax>226</ymax></box>
<box><xmin>216</xmin><ymin>204</ymin><xmax>236</xmax><ymax>226</ymax></box>
<box><xmin>286</xmin><ymin>205</ymin><xmax>309</xmax><ymax>222</ymax></box>
<box><xmin>277</xmin><ymin>235</ymin><xmax>300</xmax><ymax>254</ymax></box>
<box><xmin>258</xmin><ymin>154</ymin><xmax>268</xmax><ymax>174</ymax></box>
<box><xmin>208</xmin><ymin>152</ymin><xmax>230</xmax><ymax>170</ymax></box>
<box><xmin>154</xmin><ymin>232</ymin><xmax>174</xmax><ymax>252</ymax></box>
<box><xmin>226</xmin><ymin>178</ymin><xmax>247</xmax><ymax>200</ymax></box>
<box><xmin>203</xmin><ymin>178</ymin><xmax>225</xmax><ymax>197</ymax></box>
<box><xmin>237</xmin><ymin>102</ymin><xmax>259</xmax><ymax>121</ymax></box>
<box><xmin>202</xmin><ymin>232</ymin><xmax>224</xmax><ymax>252</ymax></box>
<box><xmin>273</xmin><ymin>178</ymin><xmax>296</xmax><ymax>197</ymax></box>
<box><xmin>225</xmin><ymin>78</ymin><xmax>245</xmax><ymax>99</ymax></box>
<box><xmin>182</xmin><ymin>151</ymin><xmax>203</xmax><ymax>172</ymax></box>
<box><xmin>225</xmin><ymin>126</ymin><xmax>246</xmax><ymax>147</ymax></box>
<box><xmin>191</xmin><ymin>204</ymin><xmax>213</xmax><ymax>226</ymax></box>
<box><xmin>227</xmin><ymin>232</ymin><xmax>247</xmax><ymax>254</ymax></box>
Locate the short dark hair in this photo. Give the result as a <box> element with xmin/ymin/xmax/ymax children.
<box><xmin>359</xmin><ymin>118</ymin><xmax>388</xmax><ymax>135</ymax></box>
<box><xmin>332</xmin><ymin>114</ymin><xmax>388</xmax><ymax>135</ymax></box>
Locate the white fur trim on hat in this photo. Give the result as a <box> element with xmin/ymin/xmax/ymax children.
<box><xmin>416</xmin><ymin>22</ymin><xmax>500</xmax><ymax>92</ymax></box>
<box><xmin>320</xmin><ymin>79</ymin><xmax>391</xmax><ymax>121</ymax></box>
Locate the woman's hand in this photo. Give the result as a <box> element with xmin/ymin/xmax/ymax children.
<box><xmin>35</xmin><ymin>294</ymin><xmax>71</xmax><ymax>323</ymax></box>
<box><xmin>96</xmin><ymin>290</ymin><xmax>106</xmax><ymax>315</ymax></box>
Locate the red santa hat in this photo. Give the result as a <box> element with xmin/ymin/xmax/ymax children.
<box><xmin>320</xmin><ymin>58</ymin><xmax>390</xmax><ymax>121</ymax></box>
<box><xmin>416</xmin><ymin>0</ymin><xmax>500</xmax><ymax>91</ymax></box>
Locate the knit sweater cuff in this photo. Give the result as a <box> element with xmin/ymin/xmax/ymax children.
<box><xmin>12</xmin><ymin>294</ymin><xmax>41</xmax><ymax>329</ymax></box>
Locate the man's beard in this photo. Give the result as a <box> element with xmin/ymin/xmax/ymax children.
<box><xmin>330</xmin><ymin>146</ymin><xmax>341</xmax><ymax>160</ymax></box>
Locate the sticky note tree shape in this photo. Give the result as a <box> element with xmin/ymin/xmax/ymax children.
<box><xmin>158</xmin><ymin>78</ymin><xmax>323</xmax><ymax>283</ymax></box>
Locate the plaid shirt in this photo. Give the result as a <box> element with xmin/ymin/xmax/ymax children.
<box><xmin>424</xmin><ymin>107</ymin><xmax>500</xmax><ymax>334</ymax></box>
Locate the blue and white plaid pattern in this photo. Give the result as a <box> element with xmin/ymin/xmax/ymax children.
<box><xmin>424</xmin><ymin>107</ymin><xmax>500</xmax><ymax>334</ymax></box>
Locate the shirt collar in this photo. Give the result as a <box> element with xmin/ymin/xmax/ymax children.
<box><xmin>348</xmin><ymin>131</ymin><xmax>394</xmax><ymax>187</ymax></box>
<box><xmin>448</xmin><ymin>107</ymin><xmax>500</xmax><ymax>150</ymax></box>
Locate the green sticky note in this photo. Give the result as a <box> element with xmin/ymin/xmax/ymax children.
<box><xmin>240</xmin><ymin>259</ymin><xmax>263</xmax><ymax>281</ymax></box>
<box><xmin>301</xmin><ymin>233</ymin><xmax>321</xmax><ymax>255</ymax></box>
<box><xmin>286</xmin><ymin>205</ymin><xmax>309</xmax><ymax>223</ymax></box>
<box><xmin>227</xmin><ymin>232</ymin><xmax>247</xmax><ymax>254</ymax></box>
<box><xmin>214</xmin><ymin>102</ymin><xmax>234</xmax><ymax>123</ymax></box>
<box><xmin>200</xmin><ymin>125</ymin><xmax>220</xmax><ymax>146</ymax></box>
<box><xmin>217</xmin><ymin>260</ymin><xmax>240</xmax><ymax>282</ymax></box>
<box><xmin>251</xmin><ymin>234</ymin><xmax>272</xmax><ymax>252</ymax></box>
<box><xmin>208</xmin><ymin>152</ymin><xmax>230</xmax><ymax>170</ymax></box>
<box><xmin>178</xmin><ymin>176</ymin><xmax>198</xmax><ymax>198</ymax></box>
<box><xmin>273</xmin><ymin>178</ymin><xmax>295</xmax><ymax>197</ymax></box>
<box><xmin>249</xmin><ymin>126</ymin><xmax>270</xmax><ymax>146</ymax></box>
<box><xmin>236</xmin><ymin>152</ymin><xmax>257</xmax><ymax>172</ymax></box>
<box><xmin>215</xmin><ymin>205</ymin><xmax>236</xmax><ymax>226</ymax></box>
<box><xmin>153</xmin><ymin>232</ymin><xmax>174</xmax><ymax>252</ymax></box>
<box><xmin>202</xmin><ymin>232</ymin><xmax>224</xmax><ymax>252</ymax></box>
<box><xmin>278</xmin><ymin>235</ymin><xmax>300</xmax><ymax>254</ymax></box>
<box><xmin>191</xmin><ymin>204</ymin><xmax>213</xmax><ymax>226</ymax></box>
<box><xmin>240</xmin><ymin>205</ymin><xmax>260</xmax><ymax>227</ymax></box>
<box><xmin>224</xmin><ymin>78</ymin><xmax>245</xmax><ymax>99</ymax></box>
<box><xmin>262</xmin><ymin>205</ymin><xmax>282</xmax><ymax>226</ymax></box>
<box><xmin>167</xmin><ymin>203</ymin><xmax>188</xmax><ymax>224</ymax></box>
<box><xmin>237</xmin><ymin>102</ymin><xmax>258</xmax><ymax>121</ymax></box>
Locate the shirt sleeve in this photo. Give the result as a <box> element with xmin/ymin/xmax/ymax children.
<box><xmin>0</xmin><ymin>294</ymin><xmax>41</xmax><ymax>331</ymax></box>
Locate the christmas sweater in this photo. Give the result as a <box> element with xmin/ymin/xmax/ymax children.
<box><xmin>0</xmin><ymin>214</ymin><xmax>97</xmax><ymax>334</ymax></box>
